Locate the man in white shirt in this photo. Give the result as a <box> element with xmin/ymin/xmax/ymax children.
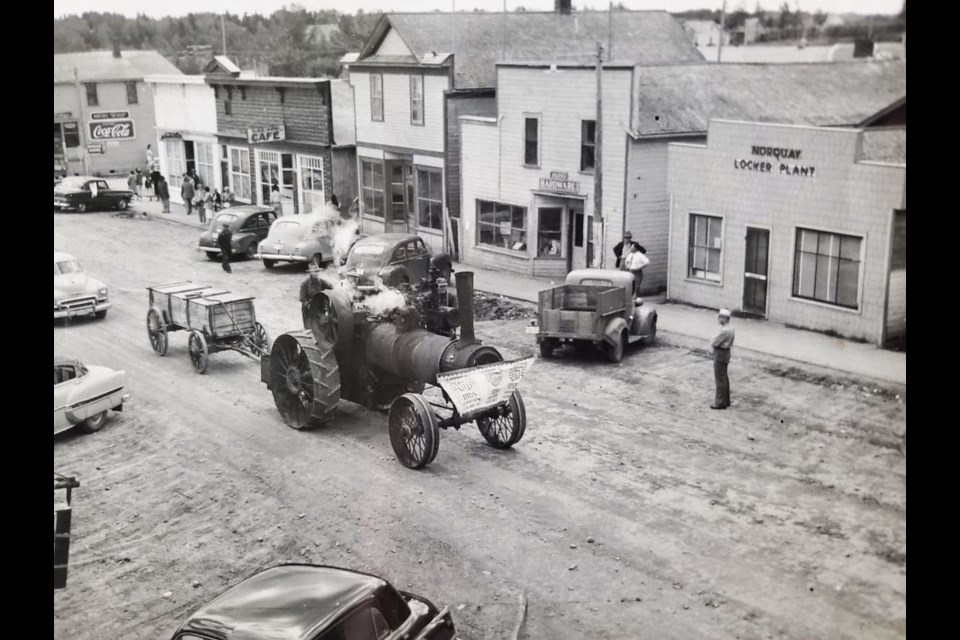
<box><xmin>621</xmin><ymin>243</ymin><xmax>650</xmax><ymax>294</ymax></box>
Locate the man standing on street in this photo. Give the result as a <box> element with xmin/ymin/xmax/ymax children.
<box><xmin>613</xmin><ymin>230</ymin><xmax>646</xmax><ymax>269</ymax></box>
<box><xmin>127</xmin><ymin>170</ymin><xmax>137</xmax><ymax>197</ymax></box>
<box><xmin>621</xmin><ymin>242</ymin><xmax>650</xmax><ymax>295</ymax></box>
<box><xmin>300</xmin><ymin>262</ymin><xmax>332</xmax><ymax>327</ymax></box>
<box><xmin>181</xmin><ymin>174</ymin><xmax>195</xmax><ymax>216</ymax></box>
<box><xmin>711</xmin><ymin>309</ymin><xmax>735</xmax><ymax>410</ymax></box>
<box><xmin>157</xmin><ymin>175</ymin><xmax>171</xmax><ymax>213</ymax></box>
<box><xmin>217</xmin><ymin>223</ymin><xmax>233</xmax><ymax>273</ymax></box>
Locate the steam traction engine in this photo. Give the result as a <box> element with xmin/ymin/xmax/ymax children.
<box><xmin>260</xmin><ymin>270</ymin><xmax>532</xmax><ymax>469</ymax></box>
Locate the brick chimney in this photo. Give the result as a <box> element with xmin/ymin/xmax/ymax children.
<box><xmin>112</xmin><ymin>42</ymin><xmax>122</xmax><ymax>58</ymax></box>
<box><xmin>555</xmin><ymin>0</ymin><xmax>572</xmax><ymax>15</ymax></box>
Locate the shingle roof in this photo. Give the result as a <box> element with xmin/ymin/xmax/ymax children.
<box><xmin>366</xmin><ymin>11</ymin><xmax>703</xmax><ymax>89</ymax></box>
<box><xmin>634</xmin><ymin>60</ymin><xmax>906</xmax><ymax>136</ymax></box>
<box><xmin>861</xmin><ymin>127</ymin><xmax>906</xmax><ymax>164</ymax></box>
<box><xmin>54</xmin><ymin>50</ymin><xmax>182</xmax><ymax>84</ymax></box>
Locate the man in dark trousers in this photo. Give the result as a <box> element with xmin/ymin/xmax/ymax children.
<box><xmin>711</xmin><ymin>309</ymin><xmax>736</xmax><ymax>409</ymax></box>
<box><xmin>217</xmin><ymin>223</ymin><xmax>233</xmax><ymax>274</ymax></box>
<box><xmin>613</xmin><ymin>230</ymin><xmax>646</xmax><ymax>269</ymax></box>
<box><xmin>300</xmin><ymin>262</ymin><xmax>332</xmax><ymax>328</ymax></box>
<box><xmin>181</xmin><ymin>174</ymin><xmax>196</xmax><ymax>216</ymax></box>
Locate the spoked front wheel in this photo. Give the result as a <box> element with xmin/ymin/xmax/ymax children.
<box><xmin>250</xmin><ymin>321</ymin><xmax>271</xmax><ymax>354</ymax></box>
<box><xmin>146</xmin><ymin>307</ymin><xmax>168</xmax><ymax>356</ymax></box>
<box><xmin>477</xmin><ymin>389</ymin><xmax>527</xmax><ymax>449</ymax></box>
<box><xmin>388</xmin><ymin>393</ymin><xmax>440</xmax><ymax>469</ymax></box>
<box><xmin>188</xmin><ymin>330</ymin><xmax>209</xmax><ymax>374</ymax></box>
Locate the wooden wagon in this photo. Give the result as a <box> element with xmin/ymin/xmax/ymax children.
<box><xmin>146</xmin><ymin>282</ymin><xmax>270</xmax><ymax>374</ymax></box>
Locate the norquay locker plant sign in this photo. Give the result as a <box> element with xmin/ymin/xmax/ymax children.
<box><xmin>88</xmin><ymin>111</ymin><xmax>136</xmax><ymax>140</ymax></box>
<box><xmin>733</xmin><ymin>145</ymin><xmax>816</xmax><ymax>177</ymax></box>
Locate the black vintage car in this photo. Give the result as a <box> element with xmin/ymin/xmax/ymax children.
<box><xmin>198</xmin><ymin>206</ymin><xmax>277</xmax><ymax>260</ymax></box>
<box><xmin>53</xmin><ymin>176</ymin><xmax>134</xmax><ymax>212</ymax></box>
<box><xmin>343</xmin><ymin>233</ymin><xmax>452</xmax><ymax>292</ymax></box>
<box><xmin>171</xmin><ymin>564</ymin><xmax>456</xmax><ymax>640</ymax></box>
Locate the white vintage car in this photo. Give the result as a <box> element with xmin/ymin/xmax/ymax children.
<box><xmin>54</xmin><ymin>251</ymin><xmax>111</xmax><ymax>319</ymax></box>
<box><xmin>54</xmin><ymin>357</ymin><xmax>129</xmax><ymax>434</ymax></box>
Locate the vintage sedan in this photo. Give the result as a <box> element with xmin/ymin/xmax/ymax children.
<box><xmin>171</xmin><ymin>564</ymin><xmax>456</xmax><ymax>640</ymax></box>
<box><xmin>54</xmin><ymin>357</ymin><xmax>129</xmax><ymax>434</ymax></box>
<box><xmin>54</xmin><ymin>176</ymin><xmax>134</xmax><ymax>213</ymax></box>
<box><xmin>198</xmin><ymin>206</ymin><xmax>277</xmax><ymax>261</ymax></box>
<box><xmin>54</xmin><ymin>252</ymin><xmax>111</xmax><ymax>320</ymax></box>
<box><xmin>342</xmin><ymin>233</ymin><xmax>452</xmax><ymax>293</ymax></box>
<box><xmin>259</xmin><ymin>213</ymin><xmax>336</xmax><ymax>269</ymax></box>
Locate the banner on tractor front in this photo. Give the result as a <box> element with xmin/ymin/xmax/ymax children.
<box><xmin>437</xmin><ymin>356</ymin><xmax>535</xmax><ymax>415</ymax></box>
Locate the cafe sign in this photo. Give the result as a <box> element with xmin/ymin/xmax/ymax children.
<box><xmin>247</xmin><ymin>125</ymin><xmax>286</xmax><ymax>144</ymax></box>
<box><xmin>539</xmin><ymin>170</ymin><xmax>580</xmax><ymax>194</ymax></box>
<box><xmin>160</xmin><ymin>131</ymin><xmax>182</xmax><ymax>140</ymax></box>
<box><xmin>88</xmin><ymin>111</ymin><xmax>135</xmax><ymax>141</ymax></box>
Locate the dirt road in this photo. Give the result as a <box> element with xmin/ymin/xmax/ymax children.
<box><xmin>53</xmin><ymin>211</ymin><xmax>906</xmax><ymax>639</ymax></box>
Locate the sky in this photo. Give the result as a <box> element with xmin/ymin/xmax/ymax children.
<box><xmin>53</xmin><ymin>0</ymin><xmax>904</xmax><ymax>20</ymax></box>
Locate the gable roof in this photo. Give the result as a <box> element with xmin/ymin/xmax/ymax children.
<box><xmin>860</xmin><ymin>127</ymin><xmax>906</xmax><ymax>164</ymax></box>
<box><xmin>356</xmin><ymin>11</ymin><xmax>703</xmax><ymax>89</ymax></box>
<box><xmin>54</xmin><ymin>50</ymin><xmax>182</xmax><ymax>84</ymax></box>
<box><xmin>633</xmin><ymin>60</ymin><xmax>906</xmax><ymax>137</ymax></box>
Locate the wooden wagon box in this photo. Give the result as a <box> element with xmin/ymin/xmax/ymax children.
<box><xmin>149</xmin><ymin>282</ymin><xmax>257</xmax><ymax>339</ymax></box>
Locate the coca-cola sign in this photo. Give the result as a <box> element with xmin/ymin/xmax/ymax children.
<box><xmin>88</xmin><ymin>120</ymin><xmax>136</xmax><ymax>140</ymax></box>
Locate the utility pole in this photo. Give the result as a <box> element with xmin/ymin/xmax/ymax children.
<box><xmin>221</xmin><ymin>15</ymin><xmax>227</xmax><ymax>56</ymax></box>
<box><xmin>73</xmin><ymin>67</ymin><xmax>89</xmax><ymax>175</ymax></box>
<box><xmin>608</xmin><ymin>1</ymin><xmax>613</xmax><ymax>60</ymax></box>
<box><xmin>718</xmin><ymin>0</ymin><xmax>727</xmax><ymax>63</ymax></box>
<box><xmin>594</xmin><ymin>42</ymin><xmax>604</xmax><ymax>268</ymax></box>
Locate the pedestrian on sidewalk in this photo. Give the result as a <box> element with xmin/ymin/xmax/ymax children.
<box><xmin>270</xmin><ymin>184</ymin><xmax>282</xmax><ymax>217</ymax></box>
<box><xmin>135</xmin><ymin>169</ymin><xmax>144</xmax><ymax>200</ymax></box>
<box><xmin>711</xmin><ymin>309</ymin><xmax>735</xmax><ymax>410</ymax></box>
<box><xmin>126</xmin><ymin>170</ymin><xmax>137</xmax><ymax>196</ymax></box>
<box><xmin>157</xmin><ymin>175</ymin><xmax>171</xmax><ymax>213</ymax></box>
<box><xmin>613</xmin><ymin>230</ymin><xmax>645</xmax><ymax>269</ymax></box>
<box><xmin>217</xmin><ymin>223</ymin><xmax>233</xmax><ymax>273</ymax></box>
<box><xmin>181</xmin><ymin>174</ymin><xmax>195</xmax><ymax>216</ymax></box>
<box><xmin>198</xmin><ymin>187</ymin><xmax>212</xmax><ymax>225</ymax></box>
<box><xmin>620</xmin><ymin>242</ymin><xmax>650</xmax><ymax>295</ymax></box>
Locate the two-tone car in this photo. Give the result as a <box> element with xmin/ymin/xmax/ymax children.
<box><xmin>54</xmin><ymin>251</ymin><xmax>111</xmax><ymax>320</ymax></box>
<box><xmin>259</xmin><ymin>213</ymin><xmax>336</xmax><ymax>269</ymax></box>
<box><xmin>171</xmin><ymin>564</ymin><xmax>456</xmax><ymax>640</ymax></box>
<box><xmin>54</xmin><ymin>176</ymin><xmax>134</xmax><ymax>213</ymax></box>
<box><xmin>342</xmin><ymin>233</ymin><xmax>452</xmax><ymax>294</ymax></box>
<box><xmin>198</xmin><ymin>206</ymin><xmax>277</xmax><ymax>261</ymax></box>
<box><xmin>54</xmin><ymin>357</ymin><xmax>129</xmax><ymax>434</ymax></box>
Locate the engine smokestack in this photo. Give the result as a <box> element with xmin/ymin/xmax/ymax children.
<box><xmin>455</xmin><ymin>271</ymin><xmax>477</xmax><ymax>345</ymax></box>
<box><xmin>555</xmin><ymin>0</ymin><xmax>572</xmax><ymax>15</ymax></box>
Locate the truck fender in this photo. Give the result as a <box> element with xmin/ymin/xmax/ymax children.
<box><xmin>635</xmin><ymin>307</ymin><xmax>657</xmax><ymax>332</ymax></box>
<box><xmin>603</xmin><ymin>317</ymin><xmax>629</xmax><ymax>346</ymax></box>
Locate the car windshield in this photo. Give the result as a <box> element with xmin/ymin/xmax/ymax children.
<box><xmin>58</xmin><ymin>178</ymin><xmax>88</xmax><ymax>189</ymax></box>
<box><xmin>580</xmin><ymin>279</ymin><xmax>614</xmax><ymax>287</ymax></box>
<box><xmin>273</xmin><ymin>220</ymin><xmax>301</xmax><ymax>233</ymax></box>
<box><xmin>346</xmin><ymin>244</ymin><xmax>388</xmax><ymax>269</ymax></box>
<box><xmin>55</xmin><ymin>260</ymin><xmax>82</xmax><ymax>275</ymax></box>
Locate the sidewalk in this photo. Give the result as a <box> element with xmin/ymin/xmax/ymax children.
<box><xmin>111</xmin><ymin>178</ymin><xmax>208</xmax><ymax>230</ymax></box>
<box><xmin>456</xmin><ymin>262</ymin><xmax>907</xmax><ymax>387</ymax></box>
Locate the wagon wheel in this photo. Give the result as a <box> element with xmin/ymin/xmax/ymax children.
<box><xmin>389</xmin><ymin>393</ymin><xmax>440</xmax><ymax>469</ymax></box>
<box><xmin>146</xmin><ymin>307</ymin><xmax>168</xmax><ymax>356</ymax></box>
<box><xmin>250</xmin><ymin>321</ymin><xmax>271</xmax><ymax>353</ymax></box>
<box><xmin>188</xmin><ymin>330</ymin><xmax>209</xmax><ymax>374</ymax></box>
<box><xmin>478</xmin><ymin>389</ymin><xmax>527</xmax><ymax>449</ymax></box>
<box><xmin>269</xmin><ymin>332</ymin><xmax>340</xmax><ymax>429</ymax></box>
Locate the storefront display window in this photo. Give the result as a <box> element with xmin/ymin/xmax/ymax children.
<box><xmin>164</xmin><ymin>138</ymin><xmax>185</xmax><ymax>190</ymax></box>
<box><xmin>229</xmin><ymin>147</ymin><xmax>251</xmax><ymax>202</ymax></box>
<box><xmin>537</xmin><ymin>208</ymin><xmax>563</xmax><ymax>257</ymax></box>
<box><xmin>417</xmin><ymin>168</ymin><xmax>442</xmax><ymax>230</ymax></box>
<box><xmin>299</xmin><ymin>155</ymin><xmax>325</xmax><ymax>215</ymax></box>
<box><xmin>688</xmin><ymin>213</ymin><xmax>723</xmax><ymax>281</ymax></box>
<box><xmin>793</xmin><ymin>228</ymin><xmax>862</xmax><ymax>309</ymax></box>
<box><xmin>477</xmin><ymin>200</ymin><xmax>527</xmax><ymax>251</ymax></box>
<box><xmin>361</xmin><ymin>160</ymin><xmax>385</xmax><ymax>218</ymax></box>
<box><xmin>196</xmin><ymin>143</ymin><xmax>216</xmax><ymax>191</ymax></box>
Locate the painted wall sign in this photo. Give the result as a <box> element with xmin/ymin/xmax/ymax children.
<box><xmin>90</xmin><ymin>111</ymin><xmax>130</xmax><ymax>120</ymax></box>
<box><xmin>539</xmin><ymin>171</ymin><xmax>580</xmax><ymax>193</ymax></box>
<box><xmin>87</xmin><ymin>143</ymin><xmax>104</xmax><ymax>154</ymax></box>
<box><xmin>88</xmin><ymin>119</ymin><xmax>136</xmax><ymax>140</ymax></box>
<box><xmin>247</xmin><ymin>125</ymin><xmax>286</xmax><ymax>144</ymax></box>
<box><xmin>54</xmin><ymin>111</ymin><xmax>73</xmax><ymax>119</ymax></box>
<box><xmin>549</xmin><ymin>170</ymin><xmax>569</xmax><ymax>180</ymax></box>
<box><xmin>160</xmin><ymin>131</ymin><xmax>183</xmax><ymax>139</ymax></box>
<box><xmin>734</xmin><ymin>144</ymin><xmax>816</xmax><ymax>177</ymax></box>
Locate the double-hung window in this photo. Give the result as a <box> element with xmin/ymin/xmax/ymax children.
<box><xmin>85</xmin><ymin>83</ymin><xmax>98</xmax><ymax>107</ymax></box>
<box><xmin>524</xmin><ymin>116</ymin><xmax>539</xmax><ymax>166</ymax></box>
<box><xmin>581</xmin><ymin>120</ymin><xmax>596</xmax><ymax>171</ymax></box>
<box><xmin>410</xmin><ymin>75</ymin><xmax>424</xmax><ymax>125</ymax></box>
<box><xmin>416</xmin><ymin>168</ymin><xmax>442</xmax><ymax>230</ymax></box>
<box><xmin>126</xmin><ymin>81</ymin><xmax>138</xmax><ymax>105</ymax></box>
<box><xmin>370</xmin><ymin>74</ymin><xmax>384</xmax><ymax>122</ymax></box>
<box><xmin>361</xmin><ymin>160</ymin><xmax>385</xmax><ymax>218</ymax></box>
<box><xmin>688</xmin><ymin>214</ymin><xmax>723</xmax><ymax>282</ymax></box>
<box><xmin>793</xmin><ymin>228</ymin><xmax>862</xmax><ymax>309</ymax></box>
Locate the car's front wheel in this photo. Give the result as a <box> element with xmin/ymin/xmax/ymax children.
<box><xmin>245</xmin><ymin>241</ymin><xmax>259</xmax><ymax>260</ymax></box>
<box><xmin>117</xmin><ymin>199</ymin><xmax>129</xmax><ymax>211</ymax></box>
<box><xmin>78</xmin><ymin>410</ymin><xmax>107</xmax><ymax>434</ymax></box>
<box><xmin>76</xmin><ymin>202</ymin><xmax>87</xmax><ymax>213</ymax></box>
<box><xmin>263</xmin><ymin>258</ymin><xmax>276</xmax><ymax>269</ymax></box>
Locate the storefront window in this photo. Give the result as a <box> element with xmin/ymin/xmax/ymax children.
<box><xmin>537</xmin><ymin>208</ymin><xmax>563</xmax><ymax>257</ymax></box>
<box><xmin>164</xmin><ymin>139</ymin><xmax>185</xmax><ymax>190</ymax></box>
<box><xmin>196</xmin><ymin>143</ymin><xmax>216</xmax><ymax>191</ymax></box>
<box><xmin>793</xmin><ymin>228</ymin><xmax>862</xmax><ymax>309</ymax></box>
<box><xmin>299</xmin><ymin>155</ymin><xmax>325</xmax><ymax>215</ymax></box>
<box><xmin>229</xmin><ymin>147</ymin><xmax>251</xmax><ymax>202</ymax></box>
<box><xmin>688</xmin><ymin>214</ymin><xmax>723</xmax><ymax>281</ymax></box>
<box><xmin>361</xmin><ymin>160</ymin><xmax>385</xmax><ymax>218</ymax></box>
<box><xmin>477</xmin><ymin>200</ymin><xmax>527</xmax><ymax>251</ymax></box>
<box><xmin>63</xmin><ymin>122</ymin><xmax>80</xmax><ymax>148</ymax></box>
<box><xmin>417</xmin><ymin>168</ymin><xmax>442</xmax><ymax>230</ymax></box>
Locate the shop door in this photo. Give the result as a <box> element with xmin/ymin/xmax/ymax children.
<box><xmin>569</xmin><ymin>206</ymin><xmax>588</xmax><ymax>270</ymax></box>
<box><xmin>743</xmin><ymin>227</ymin><xmax>770</xmax><ymax>316</ymax></box>
<box><xmin>257</xmin><ymin>150</ymin><xmax>296</xmax><ymax>215</ymax></box>
<box><xmin>386</xmin><ymin>160</ymin><xmax>412</xmax><ymax>233</ymax></box>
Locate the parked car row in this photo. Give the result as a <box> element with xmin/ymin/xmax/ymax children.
<box><xmin>54</xmin><ymin>176</ymin><xmax>134</xmax><ymax>213</ymax></box>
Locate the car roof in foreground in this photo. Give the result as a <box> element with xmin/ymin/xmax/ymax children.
<box><xmin>216</xmin><ymin>205</ymin><xmax>272</xmax><ymax>218</ymax></box>
<box><xmin>567</xmin><ymin>268</ymin><xmax>635</xmax><ymax>286</ymax></box>
<box><xmin>178</xmin><ymin>564</ymin><xmax>387</xmax><ymax>640</ymax></box>
<box><xmin>356</xmin><ymin>233</ymin><xmax>418</xmax><ymax>247</ymax></box>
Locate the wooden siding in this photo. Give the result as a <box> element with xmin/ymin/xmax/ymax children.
<box><xmin>445</xmin><ymin>93</ymin><xmax>496</xmax><ymax>221</ymax></box>
<box><xmin>351</xmin><ymin>70</ymin><xmax>448</xmax><ymax>153</ymax></box>
<box><xmin>213</xmin><ymin>83</ymin><xmax>333</xmax><ymax>147</ymax></box>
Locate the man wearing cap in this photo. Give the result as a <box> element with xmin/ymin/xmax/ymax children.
<box><xmin>300</xmin><ymin>262</ymin><xmax>332</xmax><ymax>327</ymax></box>
<box><xmin>613</xmin><ymin>231</ymin><xmax>646</xmax><ymax>269</ymax></box>
<box><xmin>711</xmin><ymin>309</ymin><xmax>735</xmax><ymax>409</ymax></box>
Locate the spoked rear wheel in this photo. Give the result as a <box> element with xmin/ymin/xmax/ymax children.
<box><xmin>477</xmin><ymin>389</ymin><xmax>526</xmax><ymax>449</ymax></box>
<box><xmin>146</xmin><ymin>307</ymin><xmax>168</xmax><ymax>356</ymax></box>
<box><xmin>389</xmin><ymin>393</ymin><xmax>440</xmax><ymax>469</ymax></box>
<box><xmin>250</xmin><ymin>321</ymin><xmax>271</xmax><ymax>354</ymax></box>
<box><xmin>269</xmin><ymin>332</ymin><xmax>340</xmax><ymax>429</ymax></box>
<box><xmin>188</xmin><ymin>330</ymin><xmax>209</xmax><ymax>374</ymax></box>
